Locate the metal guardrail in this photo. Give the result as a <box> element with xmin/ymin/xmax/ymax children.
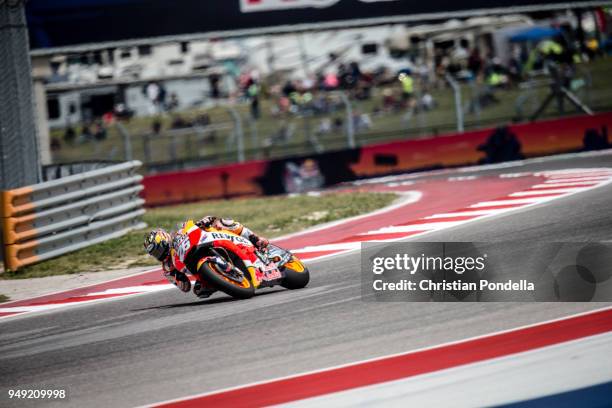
<box><xmin>1</xmin><ymin>161</ymin><xmax>146</xmax><ymax>270</ymax></box>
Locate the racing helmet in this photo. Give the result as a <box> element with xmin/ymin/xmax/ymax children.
<box><xmin>144</xmin><ymin>228</ymin><xmax>172</xmax><ymax>261</ymax></box>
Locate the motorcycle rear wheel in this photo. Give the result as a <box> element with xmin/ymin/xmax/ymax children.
<box><xmin>281</xmin><ymin>257</ymin><xmax>310</xmax><ymax>289</ymax></box>
<box><xmin>198</xmin><ymin>261</ymin><xmax>255</xmax><ymax>299</ymax></box>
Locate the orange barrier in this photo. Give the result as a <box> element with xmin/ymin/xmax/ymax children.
<box><xmin>1</xmin><ymin>161</ymin><xmax>145</xmax><ymax>270</ymax></box>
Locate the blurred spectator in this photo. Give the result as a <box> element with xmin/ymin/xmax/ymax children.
<box><xmin>64</xmin><ymin>125</ymin><xmax>76</xmax><ymax>144</ymax></box>
<box><xmin>248</xmin><ymin>80</ymin><xmax>261</xmax><ymax>120</ymax></box>
<box><xmin>102</xmin><ymin>111</ymin><xmax>115</xmax><ymax>125</ymax></box>
<box><xmin>167</xmin><ymin>93</ymin><xmax>180</xmax><ymax>111</ymax></box>
<box><xmin>143</xmin><ymin>81</ymin><xmax>166</xmax><ymax>114</ymax></box>
<box><xmin>338</xmin><ymin>63</ymin><xmax>349</xmax><ymax>88</ymax></box>
<box><xmin>333</xmin><ymin>117</ymin><xmax>344</xmax><ymax>133</ymax></box>
<box><xmin>50</xmin><ymin>137</ymin><xmax>61</xmax><ymax>151</ymax></box>
<box><xmin>268</xmin><ymin>121</ymin><xmax>295</xmax><ymax>145</ymax></box>
<box><xmin>301</xmin><ymin>76</ymin><xmax>315</xmax><ymax>91</ymax></box>
<box><xmin>485</xmin><ymin>58</ymin><xmax>509</xmax><ymax>88</ymax></box>
<box><xmin>277</xmin><ymin>96</ymin><xmax>291</xmax><ymax>115</ymax></box>
<box><xmin>353</xmin><ymin>112</ymin><xmax>372</xmax><ymax>133</ymax></box>
<box><xmin>170</xmin><ymin>114</ymin><xmax>191</xmax><ymax>129</ymax></box>
<box><xmin>586</xmin><ymin>38</ymin><xmax>599</xmax><ymax>59</ymax></box>
<box><xmin>478</xmin><ymin>126</ymin><xmax>523</xmax><ymax>163</ymax></box>
<box><xmin>194</xmin><ymin>113</ymin><xmax>211</xmax><ymax>127</ymax></box>
<box><xmin>507</xmin><ymin>45</ymin><xmax>523</xmax><ymax>83</ymax></box>
<box><xmin>525</xmin><ymin>38</ymin><xmax>564</xmax><ymax>72</ymax></box>
<box><xmin>398</xmin><ymin>72</ymin><xmax>415</xmax><ymax>108</ymax></box>
<box><xmin>152</xmin><ymin>119</ymin><xmax>162</xmax><ymax>135</ymax></box>
<box><xmin>113</xmin><ymin>103</ymin><xmax>134</xmax><ymax>120</ymax></box>
<box><xmin>419</xmin><ymin>92</ymin><xmax>436</xmax><ymax>111</ymax></box>
<box><xmin>323</xmin><ymin>71</ymin><xmax>339</xmax><ymax>90</ymax></box>
<box><xmin>382</xmin><ymin>88</ymin><xmax>397</xmax><ymax>112</ymax></box>
<box><xmin>93</xmin><ymin>119</ymin><xmax>107</xmax><ymax>141</ymax></box>
<box><xmin>583</xmin><ymin>126</ymin><xmax>609</xmax><ymax>151</ymax></box>
<box><xmin>467</xmin><ymin>48</ymin><xmax>483</xmax><ymax>78</ymax></box>
<box><xmin>209</xmin><ymin>73</ymin><xmax>221</xmax><ymax>99</ymax></box>
<box><xmin>79</xmin><ymin>123</ymin><xmax>93</xmax><ymax>143</ymax></box>
<box><xmin>349</xmin><ymin>61</ymin><xmax>362</xmax><ymax>84</ymax></box>
<box><xmin>317</xmin><ymin>118</ymin><xmax>332</xmax><ymax>137</ymax></box>
<box><xmin>282</xmin><ymin>80</ymin><xmax>297</xmax><ymax>97</ymax></box>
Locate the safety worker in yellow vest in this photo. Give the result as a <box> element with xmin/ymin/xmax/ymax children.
<box><xmin>398</xmin><ymin>72</ymin><xmax>415</xmax><ymax>107</ymax></box>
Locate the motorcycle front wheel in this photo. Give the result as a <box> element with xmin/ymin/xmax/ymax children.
<box><xmin>281</xmin><ymin>257</ymin><xmax>310</xmax><ymax>289</ymax></box>
<box><xmin>197</xmin><ymin>260</ymin><xmax>255</xmax><ymax>299</ymax></box>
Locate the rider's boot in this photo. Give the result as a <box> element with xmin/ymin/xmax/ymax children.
<box><xmin>193</xmin><ymin>280</ymin><xmax>216</xmax><ymax>298</ymax></box>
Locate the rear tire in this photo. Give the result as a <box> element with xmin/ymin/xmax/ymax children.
<box><xmin>198</xmin><ymin>261</ymin><xmax>255</xmax><ymax>299</ymax></box>
<box><xmin>281</xmin><ymin>258</ymin><xmax>310</xmax><ymax>289</ymax></box>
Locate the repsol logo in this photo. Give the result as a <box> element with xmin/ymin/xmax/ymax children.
<box><xmin>211</xmin><ymin>232</ymin><xmax>251</xmax><ymax>245</ymax></box>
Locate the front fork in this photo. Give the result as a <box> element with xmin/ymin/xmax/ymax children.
<box><xmin>197</xmin><ymin>251</ymin><xmax>263</xmax><ymax>289</ymax></box>
<box><xmin>196</xmin><ymin>255</ymin><xmax>230</xmax><ymax>273</ymax></box>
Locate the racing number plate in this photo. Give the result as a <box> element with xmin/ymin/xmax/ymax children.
<box><xmin>174</xmin><ymin>234</ymin><xmax>191</xmax><ymax>262</ymax></box>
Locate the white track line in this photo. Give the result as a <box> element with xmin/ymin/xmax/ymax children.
<box><xmin>273</xmin><ymin>191</ymin><xmax>422</xmax><ymax>241</ymax></box>
<box><xmin>294</xmin><ymin>242</ymin><xmax>362</xmax><ymax>252</ymax></box>
<box><xmin>509</xmin><ymin>189</ymin><xmax>581</xmax><ymax>196</ymax></box>
<box><xmin>471</xmin><ymin>197</ymin><xmax>559</xmax><ymax>207</ymax></box>
<box><xmin>541</xmin><ymin>181</ymin><xmax>601</xmax><ymax>186</ymax></box>
<box><xmin>366</xmin><ymin>222</ymin><xmax>464</xmax><ymax>233</ymax></box>
<box><xmin>426</xmin><ymin>209</ymin><xmax>513</xmax><ymax>218</ymax></box>
<box><xmin>537</xmin><ymin>168</ymin><xmax>612</xmax><ymax>175</ymax></box>
<box><xmin>0</xmin><ymin>303</ymin><xmax>97</xmax><ymax>313</ymax></box>
<box><xmin>86</xmin><ymin>284</ymin><xmax>175</xmax><ymax>296</ymax></box>
<box><xmin>541</xmin><ymin>176</ymin><xmax>611</xmax><ymax>183</ymax></box>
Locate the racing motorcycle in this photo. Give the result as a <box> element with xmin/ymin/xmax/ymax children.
<box><xmin>172</xmin><ymin>221</ymin><xmax>309</xmax><ymax>299</ymax></box>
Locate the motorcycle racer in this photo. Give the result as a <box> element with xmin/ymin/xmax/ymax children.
<box><xmin>144</xmin><ymin>217</ymin><xmax>269</xmax><ymax>298</ymax></box>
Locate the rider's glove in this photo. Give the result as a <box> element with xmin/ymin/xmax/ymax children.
<box><xmin>253</xmin><ymin>236</ymin><xmax>269</xmax><ymax>249</ymax></box>
<box><xmin>164</xmin><ymin>270</ymin><xmax>191</xmax><ymax>292</ymax></box>
<box><xmin>196</xmin><ymin>216</ymin><xmax>216</xmax><ymax>229</ymax></box>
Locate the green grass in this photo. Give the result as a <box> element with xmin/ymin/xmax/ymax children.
<box><xmin>0</xmin><ymin>294</ymin><xmax>9</xmax><ymax>303</ymax></box>
<box><xmin>1</xmin><ymin>192</ymin><xmax>397</xmax><ymax>279</ymax></box>
<box><xmin>50</xmin><ymin>58</ymin><xmax>612</xmax><ymax>167</ymax></box>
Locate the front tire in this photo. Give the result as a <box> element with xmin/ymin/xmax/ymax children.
<box><xmin>198</xmin><ymin>261</ymin><xmax>255</xmax><ymax>299</ymax></box>
<box><xmin>281</xmin><ymin>257</ymin><xmax>310</xmax><ymax>289</ymax></box>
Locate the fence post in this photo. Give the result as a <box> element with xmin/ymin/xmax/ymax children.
<box><xmin>143</xmin><ymin>133</ymin><xmax>152</xmax><ymax>164</ymax></box>
<box><xmin>445</xmin><ymin>74</ymin><xmax>464</xmax><ymax>133</ymax></box>
<box><xmin>469</xmin><ymin>80</ymin><xmax>481</xmax><ymax>126</ymax></box>
<box><xmin>226</xmin><ymin>106</ymin><xmax>245</xmax><ymax>162</ymax></box>
<box><xmin>170</xmin><ymin>132</ymin><xmax>178</xmax><ymax>162</ymax></box>
<box><xmin>115</xmin><ymin>122</ymin><xmax>133</xmax><ymax>161</ymax></box>
<box><xmin>339</xmin><ymin>92</ymin><xmax>356</xmax><ymax>148</ymax></box>
<box><xmin>249</xmin><ymin>118</ymin><xmax>258</xmax><ymax>152</ymax></box>
<box><xmin>0</xmin><ymin>1</ymin><xmax>41</xmax><ymax>190</ymax></box>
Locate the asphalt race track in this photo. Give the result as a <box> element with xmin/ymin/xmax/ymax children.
<box><xmin>1</xmin><ymin>152</ymin><xmax>611</xmax><ymax>407</ymax></box>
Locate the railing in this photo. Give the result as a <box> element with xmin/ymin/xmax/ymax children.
<box><xmin>48</xmin><ymin>59</ymin><xmax>612</xmax><ymax>174</ymax></box>
<box><xmin>1</xmin><ymin>161</ymin><xmax>146</xmax><ymax>270</ymax></box>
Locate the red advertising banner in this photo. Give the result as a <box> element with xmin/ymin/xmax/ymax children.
<box><xmin>142</xmin><ymin>112</ymin><xmax>612</xmax><ymax>206</ymax></box>
<box><xmin>352</xmin><ymin>112</ymin><xmax>612</xmax><ymax>177</ymax></box>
